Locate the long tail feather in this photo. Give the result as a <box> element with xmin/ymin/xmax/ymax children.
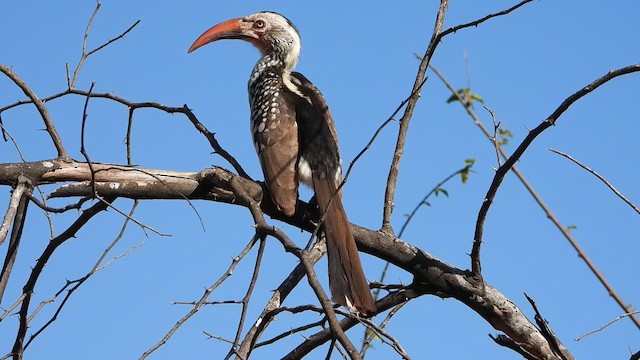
<box><xmin>313</xmin><ymin>176</ymin><xmax>376</xmax><ymax>316</ymax></box>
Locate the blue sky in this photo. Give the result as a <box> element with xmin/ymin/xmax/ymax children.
<box><xmin>1</xmin><ymin>1</ymin><xmax>639</xmax><ymax>359</ymax></box>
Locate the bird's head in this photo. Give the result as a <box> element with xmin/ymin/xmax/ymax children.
<box><xmin>188</xmin><ymin>11</ymin><xmax>301</xmax><ymax>69</ymax></box>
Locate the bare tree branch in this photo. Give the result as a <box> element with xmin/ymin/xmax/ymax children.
<box><xmin>235</xmin><ymin>241</ymin><xmax>327</xmax><ymax>359</ymax></box>
<box><xmin>360</xmin><ymin>302</ymin><xmax>407</xmax><ymax>357</ymax></box>
<box><xmin>0</xmin><ymin>65</ymin><xmax>68</xmax><ymax>159</ymax></box>
<box><xmin>228</xmin><ymin>175</ymin><xmax>362</xmax><ymax>359</ymax></box>
<box><xmin>0</xmin><ymin>177</ymin><xmax>32</xmax><ymax>303</ymax></box>
<box><xmin>430</xmin><ymin>64</ymin><xmax>640</xmax><ymax>330</ymax></box>
<box><xmin>470</xmin><ymin>64</ymin><xmax>640</xmax><ymax>276</ymax></box>
<box><xmin>140</xmin><ymin>234</ymin><xmax>261</xmax><ymax>359</ymax></box>
<box><xmin>228</xmin><ymin>237</ymin><xmax>267</xmax><ymax>355</ymax></box>
<box><xmin>438</xmin><ymin>0</ymin><xmax>535</xmax><ymax>39</ymax></box>
<box><xmin>576</xmin><ymin>310</ymin><xmax>640</xmax><ymax>342</ymax></box>
<box><xmin>24</xmin><ymin>202</ymin><xmax>143</xmax><ymax>349</ymax></box>
<box><xmin>283</xmin><ymin>290</ymin><xmax>418</xmax><ymax>360</ymax></box>
<box><xmin>68</xmin><ymin>0</ymin><xmax>140</xmax><ymax>88</ymax></box>
<box><xmin>11</xmin><ymin>196</ymin><xmax>115</xmax><ymax>360</ymax></box>
<box><xmin>0</xmin><ymin>177</ymin><xmax>28</xmax><ymax>247</ymax></box>
<box><xmin>381</xmin><ymin>0</ymin><xmax>536</xmax><ymax>234</ymax></box>
<box><xmin>381</xmin><ymin>0</ymin><xmax>448</xmax><ymax>234</ymax></box>
<box><xmin>0</xmin><ymin>88</ymin><xmax>248</xmax><ymax>179</ymax></box>
<box><xmin>524</xmin><ymin>293</ymin><xmax>573</xmax><ymax>360</ymax></box>
<box><xmin>0</xmin><ymin>157</ymin><xmax>578</xmax><ymax>358</ymax></box>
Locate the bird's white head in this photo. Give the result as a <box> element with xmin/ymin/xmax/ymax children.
<box><xmin>188</xmin><ymin>11</ymin><xmax>301</xmax><ymax>70</ymax></box>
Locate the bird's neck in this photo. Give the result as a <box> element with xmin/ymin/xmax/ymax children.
<box><xmin>250</xmin><ymin>37</ymin><xmax>300</xmax><ymax>78</ymax></box>
<box><xmin>249</xmin><ymin>50</ymin><xmax>296</xmax><ymax>86</ymax></box>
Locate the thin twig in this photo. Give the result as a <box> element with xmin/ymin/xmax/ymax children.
<box><xmin>204</xmin><ymin>332</ymin><xmax>235</xmax><ymax>345</ymax></box>
<box><xmin>0</xmin><ymin>293</ymin><xmax>26</xmax><ymax>322</ymax></box>
<box><xmin>80</xmin><ymin>82</ymin><xmax>97</xmax><ymax>196</ymax></box>
<box><xmin>438</xmin><ymin>0</ymin><xmax>535</xmax><ymax>39</ymax></box>
<box><xmin>27</xmin><ymin>195</ymin><xmax>91</xmax><ymax>213</ymax></box>
<box><xmin>228</xmin><ymin>237</ymin><xmax>267</xmax><ymax>356</ymax></box>
<box><xmin>484</xmin><ymin>106</ymin><xmax>502</xmax><ymax>167</ymax></box>
<box><xmin>86</xmin><ymin>20</ymin><xmax>140</xmax><ymax>58</ymax></box>
<box><xmin>550</xmin><ymin>148</ymin><xmax>640</xmax><ymax>215</ymax></box>
<box><xmin>172</xmin><ymin>300</ymin><xmax>242</xmax><ymax>306</ymax></box>
<box><xmin>255</xmin><ymin>319</ymin><xmax>326</xmax><ymax>348</ymax></box>
<box><xmin>0</xmin><ymin>122</ymin><xmax>27</xmax><ymax>161</ymax></box>
<box><xmin>358</xmin><ymin>313</ymin><xmax>410</xmax><ymax>360</ymax></box>
<box><xmin>576</xmin><ymin>310</ymin><xmax>640</xmax><ymax>342</ymax></box>
<box><xmin>341</xmin><ymin>76</ymin><xmax>427</xmax><ymax>193</ymax></box>
<box><xmin>397</xmin><ymin>164</ymin><xmax>473</xmax><ymax>238</ymax></box>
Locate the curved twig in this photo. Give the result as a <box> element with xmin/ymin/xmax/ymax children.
<box><xmin>0</xmin><ymin>65</ymin><xmax>67</xmax><ymax>159</ymax></box>
<box><xmin>550</xmin><ymin>148</ymin><xmax>640</xmax><ymax>215</ymax></box>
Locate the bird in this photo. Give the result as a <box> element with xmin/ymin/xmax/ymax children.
<box><xmin>188</xmin><ymin>11</ymin><xmax>376</xmax><ymax>316</ymax></box>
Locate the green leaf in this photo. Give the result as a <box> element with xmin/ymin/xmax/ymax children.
<box><xmin>435</xmin><ymin>188</ymin><xmax>449</xmax><ymax>197</ymax></box>
<box><xmin>471</xmin><ymin>93</ymin><xmax>484</xmax><ymax>104</ymax></box>
<box><xmin>421</xmin><ymin>201</ymin><xmax>431</xmax><ymax>207</ymax></box>
<box><xmin>567</xmin><ymin>225</ymin><xmax>578</xmax><ymax>231</ymax></box>
<box><xmin>498</xmin><ymin>128</ymin><xmax>513</xmax><ymax>138</ymax></box>
<box><xmin>461</xmin><ymin>159</ymin><xmax>475</xmax><ymax>183</ymax></box>
<box><xmin>446</xmin><ymin>89</ymin><xmax>467</xmax><ymax>103</ymax></box>
<box><xmin>461</xmin><ymin>171</ymin><xmax>469</xmax><ymax>184</ymax></box>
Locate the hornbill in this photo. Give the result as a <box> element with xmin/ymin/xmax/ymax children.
<box><xmin>188</xmin><ymin>11</ymin><xmax>376</xmax><ymax>316</ymax></box>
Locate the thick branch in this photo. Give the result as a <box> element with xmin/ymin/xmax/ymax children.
<box><xmin>0</xmin><ymin>158</ymin><xmax>563</xmax><ymax>359</ymax></box>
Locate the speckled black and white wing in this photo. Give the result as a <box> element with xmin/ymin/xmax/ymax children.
<box><xmin>249</xmin><ymin>68</ymin><xmax>300</xmax><ymax>216</ymax></box>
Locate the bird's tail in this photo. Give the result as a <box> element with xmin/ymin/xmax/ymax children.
<box><xmin>313</xmin><ymin>176</ymin><xmax>376</xmax><ymax>317</ymax></box>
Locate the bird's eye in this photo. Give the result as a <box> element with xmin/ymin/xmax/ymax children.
<box><xmin>254</xmin><ymin>19</ymin><xmax>266</xmax><ymax>29</ymax></box>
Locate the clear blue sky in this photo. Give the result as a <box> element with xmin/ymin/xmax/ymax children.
<box><xmin>1</xmin><ymin>1</ymin><xmax>639</xmax><ymax>359</ymax></box>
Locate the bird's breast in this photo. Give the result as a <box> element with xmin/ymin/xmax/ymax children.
<box><xmin>249</xmin><ymin>75</ymin><xmax>284</xmax><ymax>152</ymax></box>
